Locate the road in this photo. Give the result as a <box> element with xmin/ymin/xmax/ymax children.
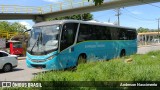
<box><xmin>0</xmin><ymin>60</ymin><xmax>44</xmax><ymax>81</ymax></box>
<box><xmin>137</xmin><ymin>44</ymin><xmax>160</xmax><ymax>54</ymax></box>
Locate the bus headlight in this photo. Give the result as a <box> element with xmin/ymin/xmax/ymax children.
<box><xmin>27</xmin><ymin>56</ymin><xmax>31</xmax><ymax>60</ymax></box>
<box><xmin>47</xmin><ymin>55</ymin><xmax>55</xmax><ymax>60</ymax></box>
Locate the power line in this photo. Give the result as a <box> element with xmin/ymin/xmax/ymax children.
<box><xmin>93</xmin><ymin>11</ymin><xmax>115</xmax><ymax>19</ymax></box>
<box><xmin>93</xmin><ymin>13</ymin><xmax>115</xmax><ymax>21</ymax></box>
<box><xmin>148</xmin><ymin>3</ymin><xmax>160</xmax><ymax>9</ymax></box>
<box><xmin>122</xmin><ymin>8</ymin><xmax>156</xmax><ymax>21</ymax></box>
<box><xmin>139</xmin><ymin>0</ymin><xmax>160</xmax><ymax>9</ymax></box>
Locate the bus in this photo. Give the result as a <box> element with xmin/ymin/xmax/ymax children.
<box><xmin>26</xmin><ymin>20</ymin><xmax>137</xmax><ymax>70</ymax></box>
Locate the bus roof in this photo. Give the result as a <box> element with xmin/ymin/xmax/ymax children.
<box><xmin>33</xmin><ymin>20</ymin><xmax>136</xmax><ymax>30</ymax></box>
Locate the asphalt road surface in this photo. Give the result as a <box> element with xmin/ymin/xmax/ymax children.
<box><xmin>0</xmin><ymin>60</ymin><xmax>45</xmax><ymax>81</ymax></box>
<box><xmin>137</xmin><ymin>44</ymin><xmax>160</xmax><ymax>54</ymax></box>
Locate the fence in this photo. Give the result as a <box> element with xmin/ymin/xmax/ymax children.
<box><xmin>0</xmin><ymin>0</ymin><xmax>117</xmax><ymax>14</ymax></box>
<box><xmin>0</xmin><ymin>31</ymin><xmax>18</xmax><ymax>40</ymax></box>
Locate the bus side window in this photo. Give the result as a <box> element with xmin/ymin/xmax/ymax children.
<box><xmin>127</xmin><ymin>30</ymin><xmax>137</xmax><ymax>40</ymax></box>
<box><xmin>119</xmin><ymin>28</ymin><xmax>127</xmax><ymax>40</ymax></box>
<box><xmin>105</xmin><ymin>27</ymin><xmax>111</xmax><ymax>40</ymax></box>
<box><xmin>60</xmin><ymin>23</ymin><xmax>78</xmax><ymax>51</ymax></box>
<box><xmin>78</xmin><ymin>24</ymin><xmax>90</xmax><ymax>42</ymax></box>
<box><xmin>90</xmin><ymin>25</ymin><xmax>97</xmax><ymax>40</ymax></box>
<box><xmin>110</xmin><ymin>27</ymin><xmax>119</xmax><ymax>40</ymax></box>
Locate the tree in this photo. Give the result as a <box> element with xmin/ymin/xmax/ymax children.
<box><xmin>10</xmin><ymin>22</ymin><xmax>27</xmax><ymax>33</ymax></box>
<box><xmin>47</xmin><ymin>13</ymin><xmax>93</xmax><ymax>21</ymax></box>
<box><xmin>0</xmin><ymin>21</ymin><xmax>27</xmax><ymax>32</ymax></box>
<box><xmin>0</xmin><ymin>21</ymin><xmax>11</xmax><ymax>32</ymax></box>
<box><xmin>137</xmin><ymin>27</ymin><xmax>150</xmax><ymax>33</ymax></box>
<box><xmin>88</xmin><ymin>0</ymin><xmax>104</xmax><ymax>6</ymax></box>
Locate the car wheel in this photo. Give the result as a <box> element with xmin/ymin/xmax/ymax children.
<box><xmin>3</xmin><ymin>64</ymin><xmax>12</xmax><ymax>72</ymax></box>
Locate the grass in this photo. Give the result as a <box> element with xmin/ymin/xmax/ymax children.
<box><xmin>33</xmin><ymin>51</ymin><xmax>160</xmax><ymax>82</ymax></box>
<box><xmin>30</xmin><ymin>51</ymin><xmax>160</xmax><ymax>89</ymax></box>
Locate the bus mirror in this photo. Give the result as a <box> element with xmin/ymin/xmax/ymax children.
<box><xmin>24</xmin><ymin>29</ymin><xmax>31</xmax><ymax>33</ymax></box>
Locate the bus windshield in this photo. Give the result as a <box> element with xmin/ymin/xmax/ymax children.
<box><xmin>27</xmin><ymin>24</ymin><xmax>61</xmax><ymax>55</ymax></box>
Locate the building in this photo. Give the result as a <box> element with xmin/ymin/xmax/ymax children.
<box><xmin>138</xmin><ymin>32</ymin><xmax>160</xmax><ymax>45</ymax></box>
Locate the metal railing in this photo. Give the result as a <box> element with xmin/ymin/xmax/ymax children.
<box><xmin>0</xmin><ymin>5</ymin><xmax>41</xmax><ymax>14</ymax></box>
<box><xmin>0</xmin><ymin>0</ymin><xmax>115</xmax><ymax>14</ymax></box>
<box><xmin>0</xmin><ymin>31</ymin><xmax>18</xmax><ymax>39</ymax></box>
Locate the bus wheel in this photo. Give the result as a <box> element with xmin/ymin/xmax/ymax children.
<box><xmin>77</xmin><ymin>54</ymin><xmax>87</xmax><ymax>66</ymax></box>
<box><xmin>120</xmin><ymin>49</ymin><xmax>126</xmax><ymax>57</ymax></box>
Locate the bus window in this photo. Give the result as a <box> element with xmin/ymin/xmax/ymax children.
<box><xmin>60</xmin><ymin>23</ymin><xmax>78</xmax><ymax>51</ymax></box>
<box><xmin>95</xmin><ymin>26</ymin><xmax>111</xmax><ymax>40</ymax></box>
<box><xmin>90</xmin><ymin>25</ymin><xmax>97</xmax><ymax>40</ymax></box>
<box><xmin>78</xmin><ymin>24</ymin><xmax>112</xmax><ymax>41</ymax></box>
<box><xmin>127</xmin><ymin>30</ymin><xmax>137</xmax><ymax>40</ymax></box>
<box><xmin>104</xmin><ymin>27</ymin><xmax>111</xmax><ymax>40</ymax></box>
<box><xmin>78</xmin><ymin>24</ymin><xmax>91</xmax><ymax>42</ymax></box>
<box><xmin>110</xmin><ymin>27</ymin><xmax>119</xmax><ymax>40</ymax></box>
<box><xmin>119</xmin><ymin>28</ymin><xmax>127</xmax><ymax>40</ymax></box>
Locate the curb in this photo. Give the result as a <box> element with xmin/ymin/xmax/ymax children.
<box><xmin>138</xmin><ymin>44</ymin><xmax>160</xmax><ymax>48</ymax></box>
<box><xmin>18</xmin><ymin>57</ymin><xmax>26</xmax><ymax>60</ymax></box>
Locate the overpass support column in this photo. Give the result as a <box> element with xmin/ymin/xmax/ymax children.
<box><xmin>145</xmin><ymin>35</ymin><xmax>147</xmax><ymax>45</ymax></box>
<box><xmin>33</xmin><ymin>15</ymin><xmax>45</xmax><ymax>23</ymax></box>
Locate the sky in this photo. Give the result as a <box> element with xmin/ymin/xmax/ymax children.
<box><xmin>0</xmin><ymin>0</ymin><xmax>160</xmax><ymax>29</ymax></box>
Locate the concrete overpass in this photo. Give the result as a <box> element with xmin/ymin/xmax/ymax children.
<box><xmin>0</xmin><ymin>0</ymin><xmax>159</xmax><ymax>22</ymax></box>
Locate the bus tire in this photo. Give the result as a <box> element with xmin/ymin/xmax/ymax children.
<box><xmin>120</xmin><ymin>49</ymin><xmax>126</xmax><ymax>57</ymax></box>
<box><xmin>77</xmin><ymin>54</ymin><xmax>87</xmax><ymax>66</ymax></box>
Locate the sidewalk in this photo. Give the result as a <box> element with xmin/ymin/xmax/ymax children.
<box><xmin>18</xmin><ymin>57</ymin><xmax>26</xmax><ymax>60</ymax></box>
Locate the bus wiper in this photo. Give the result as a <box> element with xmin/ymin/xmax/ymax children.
<box><xmin>30</xmin><ymin>33</ymin><xmax>42</xmax><ymax>54</ymax></box>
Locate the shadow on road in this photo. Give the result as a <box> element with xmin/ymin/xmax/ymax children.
<box><xmin>12</xmin><ymin>68</ymin><xmax>24</xmax><ymax>72</ymax></box>
<box><xmin>0</xmin><ymin>68</ymin><xmax>24</xmax><ymax>73</ymax></box>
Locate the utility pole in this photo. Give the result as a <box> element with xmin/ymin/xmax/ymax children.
<box><xmin>115</xmin><ymin>8</ymin><xmax>121</xmax><ymax>26</ymax></box>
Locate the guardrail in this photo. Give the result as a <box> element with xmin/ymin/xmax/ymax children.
<box><xmin>0</xmin><ymin>5</ymin><xmax>41</xmax><ymax>14</ymax></box>
<box><xmin>0</xmin><ymin>31</ymin><xmax>18</xmax><ymax>39</ymax></box>
<box><xmin>0</xmin><ymin>0</ymin><xmax>115</xmax><ymax>14</ymax></box>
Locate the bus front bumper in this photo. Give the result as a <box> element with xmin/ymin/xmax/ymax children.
<box><xmin>26</xmin><ymin>56</ymin><xmax>63</xmax><ymax>70</ymax></box>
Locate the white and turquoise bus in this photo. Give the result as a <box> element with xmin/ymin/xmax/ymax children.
<box><xmin>26</xmin><ymin>20</ymin><xmax>137</xmax><ymax>70</ymax></box>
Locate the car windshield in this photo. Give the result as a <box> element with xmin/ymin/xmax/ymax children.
<box><xmin>27</xmin><ymin>24</ymin><xmax>61</xmax><ymax>55</ymax></box>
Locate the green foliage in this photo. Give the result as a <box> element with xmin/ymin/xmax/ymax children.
<box><xmin>88</xmin><ymin>0</ymin><xmax>104</xmax><ymax>6</ymax></box>
<box><xmin>47</xmin><ymin>13</ymin><xmax>93</xmax><ymax>21</ymax></box>
<box><xmin>10</xmin><ymin>22</ymin><xmax>27</xmax><ymax>32</ymax></box>
<box><xmin>31</xmin><ymin>51</ymin><xmax>160</xmax><ymax>89</ymax></box>
<box><xmin>137</xmin><ymin>27</ymin><xmax>150</xmax><ymax>33</ymax></box>
<box><xmin>0</xmin><ymin>21</ymin><xmax>27</xmax><ymax>32</ymax></box>
<box><xmin>137</xmin><ymin>27</ymin><xmax>158</xmax><ymax>33</ymax></box>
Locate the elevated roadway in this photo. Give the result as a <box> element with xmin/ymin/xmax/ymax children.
<box><xmin>0</xmin><ymin>0</ymin><xmax>159</xmax><ymax>22</ymax></box>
